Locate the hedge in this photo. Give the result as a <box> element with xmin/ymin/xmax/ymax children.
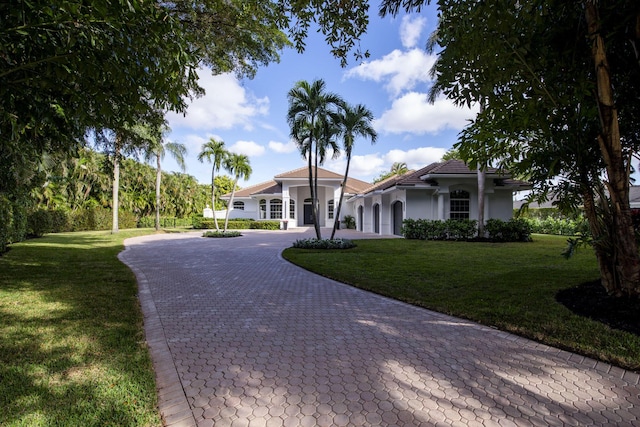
<box><xmin>402</xmin><ymin>218</ymin><xmax>532</xmax><ymax>242</ymax></box>
<box><xmin>192</xmin><ymin>217</ymin><xmax>281</xmax><ymax>230</ymax></box>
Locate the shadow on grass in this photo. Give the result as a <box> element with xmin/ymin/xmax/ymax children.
<box><xmin>0</xmin><ymin>231</ymin><xmax>160</xmax><ymax>426</ymax></box>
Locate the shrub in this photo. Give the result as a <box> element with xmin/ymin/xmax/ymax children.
<box><xmin>343</xmin><ymin>215</ymin><xmax>356</xmax><ymax>229</ymax></box>
<box><xmin>485</xmin><ymin>218</ymin><xmax>532</xmax><ymax>242</ymax></box>
<box><xmin>250</xmin><ymin>221</ymin><xmax>280</xmax><ymax>230</ymax></box>
<box><xmin>292</xmin><ymin>238</ymin><xmax>356</xmax><ymax>249</ymax></box>
<box><xmin>27</xmin><ymin>209</ymin><xmax>53</xmax><ymax>237</ymax></box>
<box><xmin>203</xmin><ymin>231</ymin><xmax>242</xmax><ymax>238</ymax></box>
<box><xmin>402</xmin><ymin>219</ymin><xmax>476</xmax><ymax>241</ymax></box>
<box><xmin>138</xmin><ymin>216</ymin><xmax>193</xmax><ymax>228</ymax></box>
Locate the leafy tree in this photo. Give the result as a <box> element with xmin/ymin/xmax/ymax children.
<box><xmin>222</xmin><ymin>154</ymin><xmax>252</xmax><ymax>232</ymax></box>
<box><xmin>144</xmin><ymin>127</ymin><xmax>188</xmax><ymax>231</ymax></box>
<box><xmin>380</xmin><ymin>0</ymin><xmax>640</xmax><ymax>297</ymax></box>
<box><xmin>287</xmin><ymin>79</ymin><xmax>344</xmax><ymax>239</ymax></box>
<box><xmin>331</xmin><ymin>103</ymin><xmax>377</xmax><ymax>239</ymax></box>
<box><xmin>198</xmin><ymin>138</ymin><xmax>229</xmax><ymax>231</ymax></box>
<box><xmin>373</xmin><ymin>162</ymin><xmax>409</xmax><ymax>183</ymax></box>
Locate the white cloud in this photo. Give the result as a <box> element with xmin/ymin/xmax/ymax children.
<box><xmin>229</xmin><ymin>140</ymin><xmax>266</xmax><ymax>157</ymax></box>
<box><xmin>344</xmin><ymin>49</ymin><xmax>436</xmax><ymax>96</ymax></box>
<box><xmin>268</xmin><ymin>140</ymin><xmax>298</xmax><ymax>154</ymax></box>
<box><xmin>384</xmin><ymin>147</ymin><xmax>447</xmax><ymax>170</ymax></box>
<box><xmin>374</xmin><ymin>93</ymin><xmax>479</xmax><ymax>135</ymax></box>
<box><xmin>400</xmin><ymin>15</ymin><xmax>427</xmax><ymax>49</ymax></box>
<box><xmin>166</xmin><ymin>70</ymin><xmax>269</xmax><ymax>131</ymax></box>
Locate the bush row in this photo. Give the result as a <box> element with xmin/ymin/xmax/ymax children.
<box><xmin>26</xmin><ymin>207</ymin><xmax>138</xmax><ymax>236</ymax></box>
<box><xmin>137</xmin><ymin>216</ymin><xmax>194</xmax><ymax>228</ymax></box>
<box><xmin>0</xmin><ymin>194</ymin><xmax>28</xmax><ymax>253</ymax></box>
<box><xmin>192</xmin><ymin>217</ymin><xmax>281</xmax><ymax>230</ymax></box>
<box><xmin>520</xmin><ymin>216</ymin><xmax>587</xmax><ymax>236</ymax></box>
<box><xmin>402</xmin><ymin>218</ymin><xmax>532</xmax><ymax>242</ymax></box>
<box><xmin>292</xmin><ymin>238</ymin><xmax>356</xmax><ymax>249</ymax></box>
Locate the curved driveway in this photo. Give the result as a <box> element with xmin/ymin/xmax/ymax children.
<box><xmin>119</xmin><ymin>229</ymin><xmax>639</xmax><ymax>427</ymax></box>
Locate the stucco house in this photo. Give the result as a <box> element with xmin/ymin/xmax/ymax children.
<box><xmin>219</xmin><ymin>166</ymin><xmax>370</xmax><ymax>229</ymax></box>
<box><xmin>221</xmin><ymin>160</ymin><xmax>529</xmax><ymax>235</ymax></box>
<box><xmin>350</xmin><ymin>160</ymin><xmax>530</xmax><ymax>236</ymax></box>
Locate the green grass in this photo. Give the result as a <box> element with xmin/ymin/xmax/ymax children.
<box><xmin>0</xmin><ymin>229</ymin><xmax>161</xmax><ymax>427</ymax></box>
<box><xmin>283</xmin><ymin>234</ymin><xmax>640</xmax><ymax>371</ymax></box>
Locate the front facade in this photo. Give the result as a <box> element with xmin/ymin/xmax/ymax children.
<box><xmin>220</xmin><ymin>167</ymin><xmax>370</xmax><ymax>229</ymax></box>
<box><xmin>347</xmin><ymin>160</ymin><xmax>529</xmax><ymax>236</ymax></box>
<box><xmin>221</xmin><ymin>160</ymin><xmax>528</xmax><ymax>235</ymax></box>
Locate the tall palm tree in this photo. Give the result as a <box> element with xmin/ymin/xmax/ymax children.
<box><xmin>330</xmin><ymin>103</ymin><xmax>377</xmax><ymax>239</ymax></box>
<box><xmin>222</xmin><ymin>153</ymin><xmax>252</xmax><ymax>232</ymax></box>
<box><xmin>145</xmin><ymin>128</ymin><xmax>187</xmax><ymax>231</ymax></box>
<box><xmin>287</xmin><ymin>79</ymin><xmax>344</xmax><ymax>239</ymax></box>
<box><xmin>198</xmin><ymin>138</ymin><xmax>228</xmax><ymax>231</ymax></box>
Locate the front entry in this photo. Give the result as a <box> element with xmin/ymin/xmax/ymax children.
<box><xmin>304</xmin><ymin>202</ymin><xmax>314</xmax><ymax>225</ymax></box>
<box><xmin>393</xmin><ymin>201</ymin><xmax>403</xmax><ymax>236</ymax></box>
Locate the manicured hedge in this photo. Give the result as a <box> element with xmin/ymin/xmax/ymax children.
<box><xmin>192</xmin><ymin>217</ymin><xmax>281</xmax><ymax>230</ymax></box>
<box><xmin>137</xmin><ymin>216</ymin><xmax>193</xmax><ymax>228</ymax></box>
<box><xmin>402</xmin><ymin>218</ymin><xmax>532</xmax><ymax>242</ymax></box>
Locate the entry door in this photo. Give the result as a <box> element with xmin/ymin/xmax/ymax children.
<box><xmin>393</xmin><ymin>201</ymin><xmax>403</xmax><ymax>236</ymax></box>
<box><xmin>304</xmin><ymin>204</ymin><xmax>314</xmax><ymax>224</ymax></box>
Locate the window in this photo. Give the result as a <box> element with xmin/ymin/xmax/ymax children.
<box><xmin>289</xmin><ymin>199</ymin><xmax>296</xmax><ymax>219</ymax></box>
<box><xmin>328</xmin><ymin>200</ymin><xmax>334</xmax><ymax>219</ymax></box>
<box><xmin>259</xmin><ymin>199</ymin><xmax>266</xmax><ymax>219</ymax></box>
<box><xmin>450</xmin><ymin>190</ymin><xmax>470</xmax><ymax>219</ymax></box>
<box><xmin>270</xmin><ymin>199</ymin><xmax>282</xmax><ymax>219</ymax></box>
<box><xmin>233</xmin><ymin>201</ymin><xmax>244</xmax><ymax>211</ymax></box>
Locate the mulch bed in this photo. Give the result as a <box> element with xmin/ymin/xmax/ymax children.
<box><xmin>556</xmin><ymin>280</ymin><xmax>640</xmax><ymax>337</ymax></box>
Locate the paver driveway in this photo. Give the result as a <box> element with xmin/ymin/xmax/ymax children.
<box><xmin>119</xmin><ymin>229</ymin><xmax>640</xmax><ymax>427</ymax></box>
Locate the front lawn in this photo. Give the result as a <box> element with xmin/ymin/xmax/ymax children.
<box><xmin>0</xmin><ymin>230</ymin><xmax>161</xmax><ymax>427</ymax></box>
<box><xmin>283</xmin><ymin>234</ymin><xmax>640</xmax><ymax>371</ymax></box>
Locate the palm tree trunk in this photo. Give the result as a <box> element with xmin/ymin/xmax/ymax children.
<box><xmin>331</xmin><ymin>155</ymin><xmax>350</xmax><ymax>240</ymax></box>
<box><xmin>155</xmin><ymin>155</ymin><xmax>161</xmax><ymax>231</ymax></box>
<box><xmin>477</xmin><ymin>163</ymin><xmax>485</xmax><ymax>238</ymax></box>
<box><xmin>111</xmin><ymin>133</ymin><xmax>121</xmax><ymax>234</ymax></box>
<box><xmin>211</xmin><ymin>168</ymin><xmax>220</xmax><ymax>231</ymax></box>
<box><xmin>313</xmin><ymin>144</ymin><xmax>322</xmax><ymax>239</ymax></box>
<box><xmin>224</xmin><ymin>179</ymin><xmax>238</xmax><ymax>232</ymax></box>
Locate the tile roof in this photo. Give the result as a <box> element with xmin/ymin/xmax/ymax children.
<box><xmin>230</xmin><ymin>180</ymin><xmax>279</xmax><ymax>198</ymax></box>
<box><xmin>275</xmin><ymin>166</ymin><xmax>343</xmax><ymax>179</ymax></box>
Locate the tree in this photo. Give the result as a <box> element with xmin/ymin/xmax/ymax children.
<box><xmin>380</xmin><ymin>0</ymin><xmax>640</xmax><ymax>297</ymax></box>
<box><xmin>287</xmin><ymin>79</ymin><xmax>344</xmax><ymax>239</ymax></box>
<box><xmin>222</xmin><ymin>154</ymin><xmax>252</xmax><ymax>232</ymax></box>
<box><xmin>390</xmin><ymin>162</ymin><xmax>408</xmax><ymax>176</ymax></box>
<box><xmin>331</xmin><ymin>103</ymin><xmax>377</xmax><ymax>239</ymax></box>
<box><xmin>198</xmin><ymin>138</ymin><xmax>229</xmax><ymax>232</ymax></box>
<box><xmin>144</xmin><ymin>128</ymin><xmax>187</xmax><ymax>231</ymax></box>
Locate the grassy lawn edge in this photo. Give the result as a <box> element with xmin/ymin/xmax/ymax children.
<box><xmin>282</xmin><ymin>235</ymin><xmax>640</xmax><ymax>372</ymax></box>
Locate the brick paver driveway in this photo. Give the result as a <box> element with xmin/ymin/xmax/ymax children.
<box><xmin>119</xmin><ymin>229</ymin><xmax>640</xmax><ymax>427</ymax></box>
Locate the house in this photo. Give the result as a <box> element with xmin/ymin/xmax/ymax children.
<box><xmin>219</xmin><ymin>166</ymin><xmax>370</xmax><ymax>229</ymax></box>
<box><xmin>349</xmin><ymin>160</ymin><xmax>529</xmax><ymax>236</ymax></box>
<box><xmin>221</xmin><ymin>160</ymin><xmax>529</xmax><ymax>235</ymax></box>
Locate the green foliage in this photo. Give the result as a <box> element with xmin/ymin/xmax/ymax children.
<box><xmin>292</xmin><ymin>238</ymin><xmax>356</xmax><ymax>249</ymax></box>
<box><xmin>249</xmin><ymin>221</ymin><xmax>281</xmax><ymax>230</ymax></box>
<box><xmin>192</xmin><ymin>218</ymin><xmax>280</xmax><ymax>230</ymax></box>
<box><xmin>343</xmin><ymin>215</ymin><xmax>356</xmax><ymax>229</ymax></box>
<box><xmin>26</xmin><ymin>209</ymin><xmax>53</xmax><ymax>237</ymax></box>
<box><xmin>402</xmin><ymin>219</ymin><xmax>479</xmax><ymax>241</ymax></box>
<box><xmin>485</xmin><ymin>218</ymin><xmax>533</xmax><ymax>242</ymax></box>
<box><xmin>138</xmin><ymin>216</ymin><xmax>193</xmax><ymax>229</ymax></box>
<box><xmin>203</xmin><ymin>230</ymin><xmax>242</xmax><ymax>238</ymax></box>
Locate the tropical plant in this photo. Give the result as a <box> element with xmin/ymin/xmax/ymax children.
<box><xmin>222</xmin><ymin>153</ymin><xmax>252</xmax><ymax>232</ymax></box>
<box><xmin>198</xmin><ymin>138</ymin><xmax>229</xmax><ymax>232</ymax></box>
<box><xmin>330</xmin><ymin>102</ymin><xmax>377</xmax><ymax>239</ymax></box>
<box><xmin>144</xmin><ymin>127</ymin><xmax>187</xmax><ymax>231</ymax></box>
<box><xmin>287</xmin><ymin>79</ymin><xmax>344</xmax><ymax>239</ymax></box>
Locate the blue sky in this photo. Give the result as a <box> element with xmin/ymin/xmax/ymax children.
<box><xmin>163</xmin><ymin>6</ymin><xmax>479</xmax><ymax>187</ymax></box>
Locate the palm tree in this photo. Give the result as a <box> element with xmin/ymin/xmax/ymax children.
<box><xmin>222</xmin><ymin>153</ymin><xmax>252</xmax><ymax>232</ymax></box>
<box><xmin>330</xmin><ymin>103</ymin><xmax>377</xmax><ymax>239</ymax></box>
<box><xmin>390</xmin><ymin>161</ymin><xmax>408</xmax><ymax>176</ymax></box>
<box><xmin>197</xmin><ymin>138</ymin><xmax>228</xmax><ymax>231</ymax></box>
<box><xmin>287</xmin><ymin>79</ymin><xmax>344</xmax><ymax>239</ymax></box>
<box><xmin>145</xmin><ymin>128</ymin><xmax>187</xmax><ymax>231</ymax></box>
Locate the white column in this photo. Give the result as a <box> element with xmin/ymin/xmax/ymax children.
<box><xmin>438</xmin><ymin>193</ymin><xmax>445</xmax><ymax>220</ymax></box>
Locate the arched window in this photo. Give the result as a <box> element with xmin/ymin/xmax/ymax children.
<box><xmin>450</xmin><ymin>190</ymin><xmax>470</xmax><ymax>219</ymax></box>
<box><xmin>233</xmin><ymin>201</ymin><xmax>244</xmax><ymax>211</ymax></box>
<box><xmin>327</xmin><ymin>200</ymin><xmax>334</xmax><ymax>219</ymax></box>
<box><xmin>289</xmin><ymin>199</ymin><xmax>296</xmax><ymax>219</ymax></box>
<box><xmin>270</xmin><ymin>199</ymin><xmax>282</xmax><ymax>219</ymax></box>
<box><xmin>259</xmin><ymin>199</ymin><xmax>266</xmax><ymax>219</ymax></box>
